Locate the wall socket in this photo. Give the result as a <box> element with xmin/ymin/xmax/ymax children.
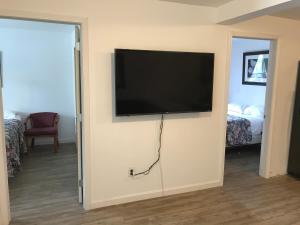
<box><xmin>128</xmin><ymin>168</ymin><xmax>134</xmax><ymax>177</ymax></box>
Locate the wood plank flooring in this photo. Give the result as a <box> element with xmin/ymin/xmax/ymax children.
<box><xmin>9</xmin><ymin>145</ymin><xmax>300</xmax><ymax>225</ymax></box>
<box><xmin>9</xmin><ymin>143</ymin><xmax>81</xmax><ymax>225</ymax></box>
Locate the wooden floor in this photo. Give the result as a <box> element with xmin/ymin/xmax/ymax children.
<box><xmin>9</xmin><ymin>143</ymin><xmax>80</xmax><ymax>225</ymax></box>
<box><xmin>9</xmin><ymin>145</ymin><xmax>300</xmax><ymax>225</ymax></box>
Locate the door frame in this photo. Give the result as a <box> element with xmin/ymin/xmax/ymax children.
<box><xmin>220</xmin><ymin>30</ymin><xmax>280</xmax><ymax>181</ymax></box>
<box><xmin>74</xmin><ymin>25</ymin><xmax>84</xmax><ymax>203</ymax></box>
<box><xmin>0</xmin><ymin>10</ymin><xmax>91</xmax><ymax>225</ymax></box>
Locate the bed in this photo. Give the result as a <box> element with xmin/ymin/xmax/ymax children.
<box><xmin>226</xmin><ymin>104</ymin><xmax>264</xmax><ymax>147</ymax></box>
<box><xmin>4</xmin><ymin>111</ymin><xmax>27</xmax><ymax>177</ymax></box>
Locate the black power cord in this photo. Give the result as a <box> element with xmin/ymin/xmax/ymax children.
<box><xmin>131</xmin><ymin>114</ymin><xmax>164</xmax><ymax>176</ymax></box>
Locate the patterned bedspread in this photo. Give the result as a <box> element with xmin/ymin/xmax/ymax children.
<box><xmin>226</xmin><ymin>115</ymin><xmax>252</xmax><ymax>147</ymax></box>
<box><xmin>5</xmin><ymin>119</ymin><xmax>27</xmax><ymax>177</ymax></box>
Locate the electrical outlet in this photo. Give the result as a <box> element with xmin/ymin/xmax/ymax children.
<box><xmin>128</xmin><ymin>168</ymin><xmax>134</xmax><ymax>177</ymax></box>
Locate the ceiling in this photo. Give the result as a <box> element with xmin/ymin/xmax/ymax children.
<box><xmin>272</xmin><ymin>6</ymin><xmax>300</xmax><ymax>21</ymax></box>
<box><xmin>161</xmin><ymin>0</ymin><xmax>234</xmax><ymax>7</ymax></box>
<box><xmin>162</xmin><ymin>0</ymin><xmax>300</xmax><ymax>22</ymax></box>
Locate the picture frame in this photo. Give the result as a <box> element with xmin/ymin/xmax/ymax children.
<box><xmin>242</xmin><ymin>50</ymin><xmax>269</xmax><ymax>86</ymax></box>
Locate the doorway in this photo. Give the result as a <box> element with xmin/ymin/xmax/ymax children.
<box><xmin>224</xmin><ymin>36</ymin><xmax>277</xmax><ymax>181</ymax></box>
<box><xmin>0</xmin><ymin>18</ymin><xmax>84</xmax><ymax>222</ymax></box>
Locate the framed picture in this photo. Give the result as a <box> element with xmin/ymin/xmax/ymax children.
<box><xmin>242</xmin><ymin>50</ymin><xmax>269</xmax><ymax>86</ymax></box>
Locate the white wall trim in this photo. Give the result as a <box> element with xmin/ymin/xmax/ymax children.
<box><xmin>90</xmin><ymin>180</ymin><xmax>221</xmax><ymax>209</ymax></box>
<box><xmin>231</xmin><ymin>30</ymin><xmax>280</xmax><ymax>41</ymax></box>
<box><xmin>0</xmin><ymin>92</ymin><xmax>10</xmax><ymax>225</ymax></box>
<box><xmin>259</xmin><ymin>39</ymin><xmax>280</xmax><ymax>178</ymax></box>
<box><xmin>0</xmin><ymin>10</ymin><xmax>91</xmax><ymax>225</ymax></box>
<box><xmin>219</xmin><ymin>30</ymin><xmax>233</xmax><ymax>186</ymax></box>
<box><xmin>223</xmin><ymin>29</ymin><xmax>279</xmax><ymax>179</ymax></box>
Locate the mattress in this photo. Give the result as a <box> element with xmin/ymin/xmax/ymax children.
<box><xmin>251</xmin><ymin>134</ymin><xmax>263</xmax><ymax>145</ymax></box>
<box><xmin>227</xmin><ymin>111</ymin><xmax>264</xmax><ymax>146</ymax></box>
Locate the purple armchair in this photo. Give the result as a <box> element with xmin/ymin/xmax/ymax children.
<box><xmin>24</xmin><ymin>112</ymin><xmax>59</xmax><ymax>152</ymax></box>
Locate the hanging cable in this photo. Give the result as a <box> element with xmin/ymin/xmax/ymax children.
<box><xmin>132</xmin><ymin>114</ymin><xmax>164</xmax><ymax>176</ymax></box>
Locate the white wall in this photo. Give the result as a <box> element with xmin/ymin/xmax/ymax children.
<box><xmin>0</xmin><ymin>20</ymin><xmax>76</xmax><ymax>144</ymax></box>
<box><xmin>0</xmin><ymin>1</ymin><xmax>299</xmax><ymax>219</ymax></box>
<box><xmin>228</xmin><ymin>38</ymin><xmax>270</xmax><ymax>106</ymax></box>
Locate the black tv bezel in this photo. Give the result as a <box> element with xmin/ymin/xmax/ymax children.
<box><xmin>114</xmin><ymin>48</ymin><xmax>215</xmax><ymax>117</ymax></box>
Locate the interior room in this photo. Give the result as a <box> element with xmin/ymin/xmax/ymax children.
<box><xmin>0</xmin><ymin>19</ymin><xmax>80</xmax><ymax>222</ymax></box>
<box><xmin>225</xmin><ymin>38</ymin><xmax>271</xmax><ymax>179</ymax></box>
<box><xmin>2</xmin><ymin>1</ymin><xmax>300</xmax><ymax>225</ymax></box>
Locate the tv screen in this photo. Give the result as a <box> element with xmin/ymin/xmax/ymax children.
<box><xmin>115</xmin><ymin>49</ymin><xmax>214</xmax><ymax>116</ymax></box>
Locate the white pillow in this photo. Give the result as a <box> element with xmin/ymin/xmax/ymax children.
<box><xmin>243</xmin><ymin>105</ymin><xmax>263</xmax><ymax>117</ymax></box>
<box><xmin>228</xmin><ymin>104</ymin><xmax>242</xmax><ymax>114</ymax></box>
<box><xmin>256</xmin><ymin>105</ymin><xmax>265</xmax><ymax>115</ymax></box>
<box><xmin>4</xmin><ymin>110</ymin><xmax>21</xmax><ymax>120</ymax></box>
<box><xmin>4</xmin><ymin>110</ymin><xmax>16</xmax><ymax>119</ymax></box>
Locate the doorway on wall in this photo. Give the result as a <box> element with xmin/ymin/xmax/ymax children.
<box><xmin>0</xmin><ymin>18</ymin><xmax>84</xmax><ymax>222</ymax></box>
<box><xmin>224</xmin><ymin>37</ymin><xmax>275</xmax><ymax>182</ymax></box>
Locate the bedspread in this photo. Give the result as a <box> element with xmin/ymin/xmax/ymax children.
<box><xmin>227</xmin><ymin>115</ymin><xmax>252</xmax><ymax>147</ymax></box>
<box><xmin>5</xmin><ymin>119</ymin><xmax>27</xmax><ymax>177</ymax></box>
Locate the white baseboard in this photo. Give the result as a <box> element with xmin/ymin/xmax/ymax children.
<box><xmin>90</xmin><ymin>180</ymin><xmax>222</xmax><ymax>209</ymax></box>
<box><xmin>163</xmin><ymin>180</ymin><xmax>222</xmax><ymax>196</ymax></box>
<box><xmin>90</xmin><ymin>189</ymin><xmax>163</xmax><ymax>208</ymax></box>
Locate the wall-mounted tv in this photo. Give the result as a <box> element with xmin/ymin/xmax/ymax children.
<box><xmin>114</xmin><ymin>49</ymin><xmax>214</xmax><ymax>116</ymax></box>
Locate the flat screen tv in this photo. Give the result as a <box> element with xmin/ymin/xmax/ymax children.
<box><xmin>114</xmin><ymin>49</ymin><xmax>214</xmax><ymax>116</ymax></box>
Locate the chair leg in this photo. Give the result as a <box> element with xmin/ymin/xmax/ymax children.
<box><xmin>54</xmin><ymin>136</ymin><xmax>58</xmax><ymax>153</ymax></box>
<box><xmin>31</xmin><ymin>138</ymin><xmax>35</xmax><ymax>148</ymax></box>
<box><xmin>25</xmin><ymin>136</ymin><xmax>30</xmax><ymax>153</ymax></box>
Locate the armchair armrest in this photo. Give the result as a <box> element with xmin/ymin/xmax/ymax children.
<box><xmin>24</xmin><ymin>116</ymin><xmax>31</xmax><ymax>130</ymax></box>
